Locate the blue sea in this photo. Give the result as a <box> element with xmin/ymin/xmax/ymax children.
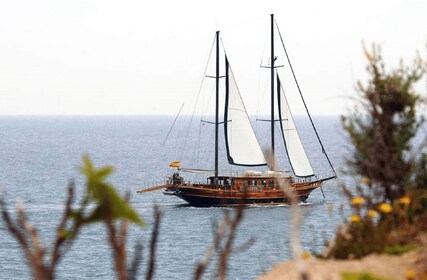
<box><xmin>0</xmin><ymin>116</ymin><xmax>352</xmax><ymax>279</ymax></box>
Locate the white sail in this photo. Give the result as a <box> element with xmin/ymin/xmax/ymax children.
<box><xmin>277</xmin><ymin>77</ymin><xmax>314</xmax><ymax>177</ymax></box>
<box><xmin>224</xmin><ymin>58</ymin><xmax>267</xmax><ymax>166</ymax></box>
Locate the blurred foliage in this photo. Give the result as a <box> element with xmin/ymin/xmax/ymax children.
<box><xmin>384</xmin><ymin>244</ymin><xmax>418</xmax><ymax>256</ymax></box>
<box><xmin>1</xmin><ymin>156</ymin><xmax>146</xmax><ymax>280</ymax></box>
<box><xmin>342</xmin><ymin>44</ymin><xmax>426</xmax><ymax>203</ymax></box>
<box><xmin>326</xmin><ymin>45</ymin><xmax>427</xmax><ymax>260</ymax></box>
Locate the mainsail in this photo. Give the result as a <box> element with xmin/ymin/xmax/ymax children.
<box><xmin>277</xmin><ymin>75</ymin><xmax>314</xmax><ymax>177</ymax></box>
<box><xmin>224</xmin><ymin>57</ymin><xmax>267</xmax><ymax>166</ymax></box>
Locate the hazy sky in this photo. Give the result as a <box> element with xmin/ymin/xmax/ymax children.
<box><xmin>0</xmin><ymin>0</ymin><xmax>426</xmax><ymax>116</ymax></box>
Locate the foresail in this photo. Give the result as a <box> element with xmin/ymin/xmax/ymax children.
<box><xmin>277</xmin><ymin>76</ymin><xmax>314</xmax><ymax>177</ymax></box>
<box><xmin>224</xmin><ymin>57</ymin><xmax>267</xmax><ymax>166</ymax></box>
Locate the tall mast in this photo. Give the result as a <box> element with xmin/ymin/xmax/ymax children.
<box><xmin>270</xmin><ymin>14</ymin><xmax>275</xmax><ymax>154</ymax></box>
<box><xmin>214</xmin><ymin>31</ymin><xmax>220</xmax><ymax>181</ymax></box>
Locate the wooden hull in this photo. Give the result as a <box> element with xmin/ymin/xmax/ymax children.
<box><xmin>164</xmin><ymin>176</ymin><xmax>323</xmax><ymax>207</ymax></box>
<box><xmin>174</xmin><ymin>190</ymin><xmax>308</xmax><ymax>207</ymax></box>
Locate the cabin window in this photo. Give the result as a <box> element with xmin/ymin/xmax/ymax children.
<box><xmin>253</xmin><ymin>180</ymin><xmax>257</xmax><ymax>186</ymax></box>
<box><xmin>243</xmin><ymin>181</ymin><xmax>248</xmax><ymax>187</ymax></box>
<box><xmin>268</xmin><ymin>180</ymin><xmax>274</xmax><ymax>187</ymax></box>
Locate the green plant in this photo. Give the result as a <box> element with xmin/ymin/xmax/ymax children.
<box><xmin>342</xmin><ymin>45</ymin><xmax>426</xmax><ymax>203</ymax></box>
<box><xmin>384</xmin><ymin>244</ymin><xmax>417</xmax><ymax>255</ymax></box>
<box><xmin>326</xmin><ymin>44</ymin><xmax>427</xmax><ymax>259</ymax></box>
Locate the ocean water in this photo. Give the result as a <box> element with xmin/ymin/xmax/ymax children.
<box><xmin>0</xmin><ymin>116</ymin><xmax>352</xmax><ymax>279</ymax></box>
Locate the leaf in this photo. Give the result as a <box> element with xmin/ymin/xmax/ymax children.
<box><xmin>79</xmin><ymin>155</ymin><xmax>143</xmax><ymax>226</ymax></box>
<box><xmin>85</xmin><ymin>185</ymin><xmax>143</xmax><ymax>225</ymax></box>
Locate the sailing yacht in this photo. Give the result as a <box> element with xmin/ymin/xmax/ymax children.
<box><xmin>137</xmin><ymin>14</ymin><xmax>336</xmax><ymax>206</ymax></box>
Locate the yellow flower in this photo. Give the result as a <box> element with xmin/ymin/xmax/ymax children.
<box><xmin>300</xmin><ymin>251</ymin><xmax>311</xmax><ymax>260</ymax></box>
<box><xmin>367</xmin><ymin>210</ymin><xmax>379</xmax><ymax>218</ymax></box>
<box><xmin>405</xmin><ymin>270</ymin><xmax>417</xmax><ymax>279</ymax></box>
<box><xmin>399</xmin><ymin>197</ymin><xmax>411</xmax><ymax>205</ymax></box>
<box><xmin>379</xmin><ymin>203</ymin><xmax>392</xmax><ymax>214</ymax></box>
<box><xmin>349</xmin><ymin>215</ymin><xmax>361</xmax><ymax>223</ymax></box>
<box><xmin>352</xmin><ymin>197</ymin><xmax>365</xmax><ymax>206</ymax></box>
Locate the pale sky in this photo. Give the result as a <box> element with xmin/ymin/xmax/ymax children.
<box><xmin>0</xmin><ymin>0</ymin><xmax>426</xmax><ymax>116</ymax></box>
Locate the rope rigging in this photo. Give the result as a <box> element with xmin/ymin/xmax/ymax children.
<box><xmin>177</xmin><ymin>34</ymin><xmax>217</xmax><ymax>163</ymax></box>
<box><xmin>275</xmin><ymin>20</ymin><xmax>337</xmax><ymax>177</ymax></box>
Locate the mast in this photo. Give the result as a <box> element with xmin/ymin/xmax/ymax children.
<box><xmin>214</xmin><ymin>31</ymin><xmax>220</xmax><ymax>181</ymax></box>
<box><xmin>270</xmin><ymin>14</ymin><xmax>275</xmax><ymax>154</ymax></box>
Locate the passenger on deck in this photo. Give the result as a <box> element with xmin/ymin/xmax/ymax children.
<box><xmin>172</xmin><ymin>173</ymin><xmax>182</xmax><ymax>185</ymax></box>
<box><xmin>224</xmin><ymin>179</ymin><xmax>230</xmax><ymax>189</ymax></box>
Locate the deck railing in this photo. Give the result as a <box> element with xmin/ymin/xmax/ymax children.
<box><xmin>145</xmin><ymin>179</ymin><xmax>171</xmax><ymax>188</ymax></box>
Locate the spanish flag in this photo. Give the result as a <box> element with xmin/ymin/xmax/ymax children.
<box><xmin>169</xmin><ymin>161</ymin><xmax>181</xmax><ymax>168</ymax></box>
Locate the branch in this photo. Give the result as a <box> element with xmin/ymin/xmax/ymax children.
<box><xmin>145</xmin><ymin>204</ymin><xmax>162</xmax><ymax>280</ymax></box>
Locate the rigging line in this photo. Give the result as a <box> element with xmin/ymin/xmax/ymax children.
<box><xmin>162</xmin><ymin>103</ymin><xmax>184</xmax><ymax>145</ymax></box>
<box><xmin>255</xmin><ymin>72</ymin><xmax>270</xmax><ymax>130</ymax></box>
<box><xmin>320</xmin><ymin>187</ymin><xmax>326</xmax><ymax>199</ymax></box>
<box><xmin>195</xmin><ymin>119</ymin><xmax>204</xmax><ymax>169</ymax></box>
<box><xmin>196</xmin><ymin>121</ymin><xmax>216</xmax><ymax>170</ymax></box>
<box><xmin>178</xmin><ymin>34</ymin><xmax>216</xmax><ymax>160</ymax></box>
<box><xmin>255</xmin><ymin>24</ymin><xmax>269</xmax><ymax>132</ymax></box>
<box><xmin>275</xmin><ymin>20</ymin><xmax>337</xmax><ymax>176</ymax></box>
